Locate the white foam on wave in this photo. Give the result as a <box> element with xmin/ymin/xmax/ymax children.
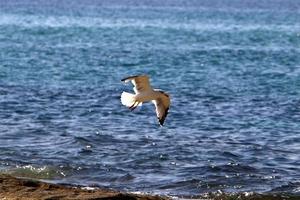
<box><xmin>5</xmin><ymin>165</ymin><xmax>67</xmax><ymax>179</ymax></box>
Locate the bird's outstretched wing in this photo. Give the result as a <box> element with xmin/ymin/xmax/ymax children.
<box><xmin>121</xmin><ymin>75</ymin><xmax>152</xmax><ymax>94</ymax></box>
<box><xmin>152</xmin><ymin>92</ymin><xmax>170</xmax><ymax>126</ymax></box>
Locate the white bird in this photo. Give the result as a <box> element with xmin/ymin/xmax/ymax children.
<box><xmin>121</xmin><ymin>75</ymin><xmax>170</xmax><ymax>126</ymax></box>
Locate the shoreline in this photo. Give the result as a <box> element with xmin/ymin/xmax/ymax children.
<box><xmin>0</xmin><ymin>174</ymin><xmax>168</xmax><ymax>200</ymax></box>
<box><xmin>1</xmin><ymin>174</ymin><xmax>299</xmax><ymax>200</ymax></box>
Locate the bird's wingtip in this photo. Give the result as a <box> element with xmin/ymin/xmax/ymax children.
<box><xmin>158</xmin><ymin>118</ymin><xmax>165</xmax><ymax>126</ymax></box>
<box><xmin>121</xmin><ymin>74</ymin><xmax>149</xmax><ymax>82</ymax></box>
<box><xmin>157</xmin><ymin>107</ymin><xmax>169</xmax><ymax>126</ymax></box>
<box><xmin>121</xmin><ymin>77</ymin><xmax>128</xmax><ymax>82</ymax></box>
<box><xmin>121</xmin><ymin>78</ymin><xmax>127</xmax><ymax>82</ymax></box>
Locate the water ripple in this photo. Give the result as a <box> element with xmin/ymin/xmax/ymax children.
<box><xmin>0</xmin><ymin>0</ymin><xmax>300</xmax><ymax>197</ymax></box>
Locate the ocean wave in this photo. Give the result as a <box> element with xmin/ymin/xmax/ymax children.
<box><xmin>0</xmin><ymin>14</ymin><xmax>299</xmax><ymax>32</ymax></box>
<box><xmin>3</xmin><ymin>165</ymin><xmax>67</xmax><ymax>179</ymax></box>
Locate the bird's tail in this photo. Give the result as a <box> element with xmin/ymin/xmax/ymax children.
<box><xmin>121</xmin><ymin>92</ymin><xmax>136</xmax><ymax>108</ymax></box>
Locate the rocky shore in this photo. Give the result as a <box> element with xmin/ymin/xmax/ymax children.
<box><xmin>0</xmin><ymin>174</ymin><xmax>168</xmax><ymax>200</ymax></box>
<box><xmin>1</xmin><ymin>174</ymin><xmax>299</xmax><ymax>200</ymax></box>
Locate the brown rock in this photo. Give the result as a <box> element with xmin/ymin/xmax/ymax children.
<box><xmin>0</xmin><ymin>174</ymin><xmax>169</xmax><ymax>200</ymax></box>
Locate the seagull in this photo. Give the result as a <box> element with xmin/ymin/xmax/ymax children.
<box><xmin>121</xmin><ymin>75</ymin><xmax>170</xmax><ymax>126</ymax></box>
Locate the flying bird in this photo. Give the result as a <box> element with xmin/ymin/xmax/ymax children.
<box><xmin>121</xmin><ymin>75</ymin><xmax>170</xmax><ymax>126</ymax></box>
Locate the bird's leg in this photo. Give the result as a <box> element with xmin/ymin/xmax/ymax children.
<box><xmin>130</xmin><ymin>102</ymin><xmax>139</xmax><ymax>111</ymax></box>
<box><xmin>129</xmin><ymin>101</ymin><xmax>137</xmax><ymax>109</ymax></box>
<box><xmin>130</xmin><ymin>101</ymin><xmax>139</xmax><ymax>111</ymax></box>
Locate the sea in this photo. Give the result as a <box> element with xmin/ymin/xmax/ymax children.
<box><xmin>0</xmin><ymin>0</ymin><xmax>300</xmax><ymax>199</ymax></box>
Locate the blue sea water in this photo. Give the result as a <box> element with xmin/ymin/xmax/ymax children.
<box><xmin>0</xmin><ymin>0</ymin><xmax>300</xmax><ymax>197</ymax></box>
